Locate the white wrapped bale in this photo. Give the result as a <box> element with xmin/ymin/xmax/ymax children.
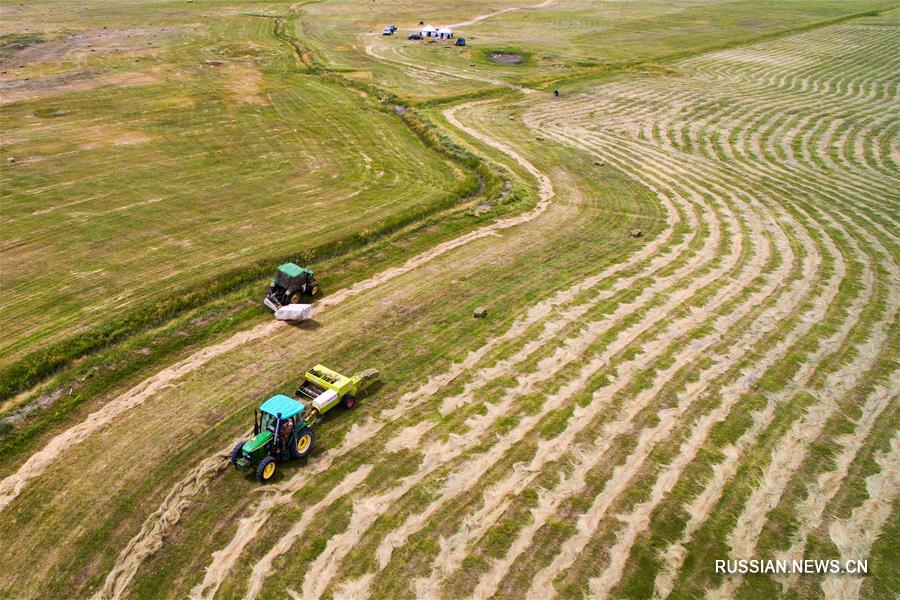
<box><xmin>274</xmin><ymin>303</ymin><xmax>313</xmax><ymax>321</ymax></box>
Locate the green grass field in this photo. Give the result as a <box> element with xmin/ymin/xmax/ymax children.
<box><xmin>0</xmin><ymin>1</ymin><xmax>896</xmax><ymax>599</ymax></box>
<box><xmin>1</xmin><ymin>2</ymin><xmax>472</xmax><ymax>364</ymax></box>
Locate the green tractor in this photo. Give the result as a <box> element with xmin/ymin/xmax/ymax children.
<box><xmin>231</xmin><ymin>365</ymin><xmax>379</xmax><ymax>482</ymax></box>
<box><xmin>264</xmin><ymin>262</ymin><xmax>318</xmax><ymax>311</ymax></box>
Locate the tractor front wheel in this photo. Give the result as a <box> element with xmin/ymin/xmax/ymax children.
<box><xmin>230</xmin><ymin>441</ymin><xmax>245</xmax><ymax>465</ymax></box>
<box><xmin>292</xmin><ymin>427</ymin><xmax>314</xmax><ymax>459</ymax></box>
<box><xmin>257</xmin><ymin>456</ymin><xmax>277</xmax><ymax>483</ymax></box>
<box><xmin>290</xmin><ymin>292</ymin><xmax>300</xmax><ymax>304</ymax></box>
<box><xmin>342</xmin><ymin>395</ymin><xmax>356</xmax><ymax>410</ymax></box>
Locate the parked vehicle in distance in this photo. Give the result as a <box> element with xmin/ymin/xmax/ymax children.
<box><xmin>383</xmin><ymin>27</ymin><xmax>393</xmax><ymax>35</ymax></box>
<box><xmin>408</xmin><ymin>33</ymin><xmax>422</xmax><ymax>40</ymax></box>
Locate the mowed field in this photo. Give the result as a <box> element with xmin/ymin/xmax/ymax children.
<box><xmin>306</xmin><ymin>0</ymin><xmax>898</xmax><ymax>99</ymax></box>
<box><xmin>0</xmin><ymin>0</ymin><xmax>468</xmax><ymax>363</ymax></box>
<box><xmin>0</xmin><ymin>1</ymin><xmax>897</xmax><ymax>600</ymax></box>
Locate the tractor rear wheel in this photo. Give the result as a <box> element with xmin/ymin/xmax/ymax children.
<box><xmin>257</xmin><ymin>456</ymin><xmax>277</xmax><ymax>482</ymax></box>
<box><xmin>342</xmin><ymin>395</ymin><xmax>356</xmax><ymax>410</ymax></box>
<box><xmin>230</xmin><ymin>441</ymin><xmax>245</xmax><ymax>465</ymax></box>
<box><xmin>292</xmin><ymin>427</ymin><xmax>314</xmax><ymax>459</ymax></box>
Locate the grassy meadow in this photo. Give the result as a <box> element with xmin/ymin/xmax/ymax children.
<box><xmin>1</xmin><ymin>2</ymin><xmax>471</xmax><ymax>365</ymax></box>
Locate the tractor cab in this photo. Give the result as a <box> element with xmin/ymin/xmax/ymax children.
<box><xmin>264</xmin><ymin>262</ymin><xmax>318</xmax><ymax>311</ymax></box>
<box><xmin>231</xmin><ymin>394</ymin><xmax>315</xmax><ymax>482</ymax></box>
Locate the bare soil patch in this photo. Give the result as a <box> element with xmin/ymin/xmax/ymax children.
<box><xmin>224</xmin><ymin>62</ymin><xmax>265</xmax><ymax>105</ymax></box>
<box><xmin>78</xmin><ymin>125</ymin><xmax>151</xmax><ymax>150</ymax></box>
<box><xmin>0</xmin><ymin>66</ymin><xmax>165</xmax><ymax>104</ymax></box>
<box><xmin>1</xmin><ymin>27</ymin><xmax>188</xmax><ymax>69</ymax></box>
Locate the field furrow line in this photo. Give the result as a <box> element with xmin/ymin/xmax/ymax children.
<box><xmin>675</xmin><ymin>71</ymin><xmax>894</xmax><ymax>214</ymax></box>
<box><xmin>714</xmin><ymin>94</ymin><xmax>894</xmax><ymax>243</ymax></box>
<box><xmin>402</xmin><ymin>149</ymin><xmax>790</xmax><ymax>600</ymax></box>
<box><xmin>243</xmin><ymin>464</ymin><xmax>374</xmax><ymax>600</ymax></box>
<box><xmin>591</xmin><ymin>28</ymin><xmax>899</xmax><ymax>216</ymax></box>
<box><xmin>288</xmin><ymin>216</ymin><xmax>743</xmax><ymax>599</ymax></box>
<box><xmin>450</xmin><ymin>124</ymin><xmax>824</xmax><ymax>594</ymax></box>
<box><xmin>767</xmin><ymin>102</ymin><xmax>898</xmax><ymax>215</ymax></box>
<box><xmin>707</xmin><ymin>282</ymin><xmax>898</xmax><ymax>598</ymax></box>
<box><xmin>521</xmin><ymin>223</ymin><xmax>804</xmax><ymax>600</ymax></box>
<box><xmin>821</xmin><ymin>432</ymin><xmax>900</xmax><ymax>599</ymax></box>
<box><xmin>775</xmin><ymin>376</ymin><xmax>898</xmax><ymax>593</ymax></box>
<box><xmin>587</xmin><ymin>210</ymin><xmax>852</xmax><ymax>598</ymax></box>
<box><xmin>723</xmin><ymin>61</ymin><xmax>898</xmax><ymax>233</ymax></box>
<box><xmin>652</xmin><ymin>232</ymin><xmax>875</xmax><ymax>599</ymax></box>
<box><xmin>684</xmin><ymin>26</ymin><xmax>891</xmax><ymax>97</ymax></box>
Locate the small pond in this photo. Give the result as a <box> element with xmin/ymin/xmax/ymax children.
<box><xmin>488</xmin><ymin>52</ymin><xmax>524</xmax><ymax>64</ymax></box>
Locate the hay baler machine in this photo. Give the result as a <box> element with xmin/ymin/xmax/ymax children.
<box><xmin>264</xmin><ymin>262</ymin><xmax>318</xmax><ymax>312</ymax></box>
<box><xmin>231</xmin><ymin>365</ymin><xmax>379</xmax><ymax>482</ymax></box>
<box><xmin>296</xmin><ymin>364</ymin><xmax>380</xmax><ymax>421</ymax></box>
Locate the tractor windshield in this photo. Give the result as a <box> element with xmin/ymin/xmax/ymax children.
<box><xmin>274</xmin><ymin>270</ymin><xmax>306</xmax><ymax>289</ymax></box>
<box><xmin>259</xmin><ymin>411</ymin><xmax>277</xmax><ymax>432</ymax></box>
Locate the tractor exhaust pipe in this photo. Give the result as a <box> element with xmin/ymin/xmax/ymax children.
<box><xmin>274</xmin><ymin>413</ymin><xmax>282</xmax><ymax>452</ymax></box>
